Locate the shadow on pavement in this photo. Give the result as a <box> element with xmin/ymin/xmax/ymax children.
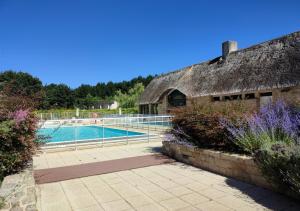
<box><xmin>225</xmin><ymin>178</ymin><xmax>300</xmax><ymax>210</ymax></box>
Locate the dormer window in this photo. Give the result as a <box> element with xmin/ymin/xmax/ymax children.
<box><xmin>168</xmin><ymin>90</ymin><xmax>186</xmax><ymax>107</ymax></box>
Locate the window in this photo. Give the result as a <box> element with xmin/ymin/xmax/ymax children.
<box><xmin>168</xmin><ymin>90</ymin><xmax>186</xmax><ymax>107</ymax></box>
<box><xmin>140</xmin><ymin>104</ymin><xmax>149</xmax><ymax>114</ymax></box>
<box><xmin>224</xmin><ymin>96</ymin><xmax>231</xmax><ymax>100</ymax></box>
<box><xmin>224</xmin><ymin>94</ymin><xmax>242</xmax><ymax>101</ymax></box>
<box><xmin>212</xmin><ymin>96</ymin><xmax>220</xmax><ymax>101</ymax></box>
<box><xmin>245</xmin><ymin>93</ymin><xmax>255</xmax><ymax>99</ymax></box>
<box><xmin>231</xmin><ymin>95</ymin><xmax>242</xmax><ymax>100</ymax></box>
<box><xmin>260</xmin><ymin>92</ymin><xmax>272</xmax><ymax>97</ymax></box>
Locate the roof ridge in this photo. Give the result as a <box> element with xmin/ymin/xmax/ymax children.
<box><xmin>153</xmin><ymin>30</ymin><xmax>300</xmax><ymax>80</ymax></box>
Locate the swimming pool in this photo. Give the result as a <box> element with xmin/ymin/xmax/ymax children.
<box><xmin>38</xmin><ymin>126</ymin><xmax>144</xmax><ymax>144</ymax></box>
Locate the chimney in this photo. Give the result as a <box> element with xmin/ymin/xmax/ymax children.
<box><xmin>222</xmin><ymin>41</ymin><xmax>238</xmax><ymax>58</ymax></box>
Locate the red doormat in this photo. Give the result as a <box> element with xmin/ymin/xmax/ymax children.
<box><xmin>34</xmin><ymin>154</ymin><xmax>174</xmax><ymax>184</ymax></box>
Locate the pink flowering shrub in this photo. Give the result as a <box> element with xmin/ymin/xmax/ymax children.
<box><xmin>0</xmin><ymin>92</ymin><xmax>41</xmax><ymax>180</ymax></box>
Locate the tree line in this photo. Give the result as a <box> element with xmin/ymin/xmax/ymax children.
<box><xmin>0</xmin><ymin>70</ymin><xmax>155</xmax><ymax>110</ymax></box>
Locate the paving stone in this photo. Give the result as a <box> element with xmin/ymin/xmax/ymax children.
<box><xmin>196</xmin><ymin>200</ymin><xmax>232</xmax><ymax>211</ymax></box>
<box><xmin>215</xmin><ymin>195</ymin><xmax>257</xmax><ymax>210</ymax></box>
<box><xmin>198</xmin><ymin>188</ymin><xmax>227</xmax><ymax>199</ymax></box>
<box><xmin>43</xmin><ymin>200</ymin><xmax>72</xmax><ymax>211</ymax></box>
<box><xmin>92</xmin><ymin>190</ymin><xmax>122</xmax><ymax>203</ymax></box>
<box><xmin>166</xmin><ymin>186</ymin><xmax>193</xmax><ymax>197</ymax></box>
<box><xmin>73</xmin><ymin>204</ymin><xmax>105</xmax><ymax>211</ymax></box>
<box><xmin>180</xmin><ymin>193</ymin><xmax>210</xmax><ymax>205</ymax></box>
<box><xmin>160</xmin><ymin>198</ymin><xmax>190</xmax><ymax>211</ymax></box>
<box><xmin>137</xmin><ymin>203</ymin><xmax>166</xmax><ymax>211</ymax></box>
<box><xmin>102</xmin><ymin>199</ymin><xmax>132</xmax><ymax>211</ymax></box>
<box><xmin>146</xmin><ymin>190</ymin><xmax>173</xmax><ymax>202</ymax></box>
<box><xmin>125</xmin><ymin>194</ymin><xmax>153</xmax><ymax>208</ymax></box>
<box><xmin>176</xmin><ymin>206</ymin><xmax>199</xmax><ymax>211</ymax></box>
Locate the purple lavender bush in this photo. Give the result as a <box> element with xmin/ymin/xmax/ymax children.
<box><xmin>222</xmin><ymin>100</ymin><xmax>300</xmax><ymax>199</ymax></box>
<box><xmin>221</xmin><ymin>100</ymin><xmax>300</xmax><ymax>154</ymax></box>
<box><xmin>164</xmin><ymin>127</ymin><xmax>195</xmax><ymax>147</ymax></box>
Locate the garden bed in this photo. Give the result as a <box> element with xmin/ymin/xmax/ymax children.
<box><xmin>162</xmin><ymin>141</ymin><xmax>270</xmax><ymax>189</ymax></box>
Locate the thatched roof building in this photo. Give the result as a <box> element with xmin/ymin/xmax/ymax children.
<box><xmin>139</xmin><ymin>31</ymin><xmax>300</xmax><ymax>114</ymax></box>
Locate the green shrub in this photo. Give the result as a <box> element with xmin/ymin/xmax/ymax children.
<box><xmin>255</xmin><ymin>143</ymin><xmax>300</xmax><ymax>199</ymax></box>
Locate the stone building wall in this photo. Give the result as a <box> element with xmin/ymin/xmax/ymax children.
<box><xmin>150</xmin><ymin>85</ymin><xmax>300</xmax><ymax>114</ymax></box>
<box><xmin>276</xmin><ymin>86</ymin><xmax>300</xmax><ymax>105</ymax></box>
<box><xmin>157</xmin><ymin>96</ymin><xmax>168</xmax><ymax>114</ymax></box>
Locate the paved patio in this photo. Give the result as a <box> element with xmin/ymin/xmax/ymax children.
<box><xmin>33</xmin><ymin>141</ymin><xmax>162</xmax><ymax>170</ymax></box>
<box><xmin>34</xmin><ymin>142</ymin><xmax>300</xmax><ymax>211</ymax></box>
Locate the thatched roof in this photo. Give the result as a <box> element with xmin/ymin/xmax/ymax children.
<box><xmin>140</xmin><ymin>31</ymin><xmax>300</xmax><ymax>104</ymax></box>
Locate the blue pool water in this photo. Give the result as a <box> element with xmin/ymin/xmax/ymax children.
<box><xmin>38</xmin><ymin>126</ymin><xmax>144</xmax><ymax>143</ymax></box>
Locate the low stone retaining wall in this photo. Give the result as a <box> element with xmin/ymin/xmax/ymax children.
<box><xmin>0</xmin><ymin>168</ymin><xmax>37</xmax><ymax>211</ymax></box>
<box><xmin>162</xmin><ymin>141</ymin><xmax>270</xmax><ymax>189</ymax></box>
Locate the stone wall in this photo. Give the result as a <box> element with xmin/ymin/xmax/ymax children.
<box><xmin>0</xmin><ymin>168</ymin><xmax>37</xmax><ymax>211</ymax></box>
<box><xmin>162</xmin><ymin>141</ymin><xmax>270</xmax><ymax>189</ymax></box>
<box><xmin>157</xmin><ymin>96</ymin><xmax>168</xmax><ymax>114</ymax></box>
<box><xmin>278</xmin><ymin>85</ymin><xmax>300</xmax><ymax>105</ymax></box>
<box><xmin>153</xmin><ymin>85</ymin><xmax>300</xmax><ymax>114</ymax></box>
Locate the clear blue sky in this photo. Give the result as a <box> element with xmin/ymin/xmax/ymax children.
<box><xmin>0</xmin><ymin>0</ymin><xmax>299</xmax><ymax>88</ymax></box>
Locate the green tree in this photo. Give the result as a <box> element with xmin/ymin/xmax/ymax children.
<box><xmin>0</xmin><ymin>70</ymin><xmax>155</xmax><ymax>110</ymax></box>
<box><xmin>95</xmin><ymin>82</ymin><xmax>106</xmax><ymax>98</ymax></box>
<box><xmin>0</xmin><ymin>71</ymin><xmax>44</xmax><ymax>107</ymax></box>
<box><xmin>114</xmin><ymin>83</ymin><xmax>144</xmax><ymax>108</ymax></box>
<box><xmin>73</xmin><ymin>84</ymin><xmax>95</xmax><ymax>99</ymax></box>
<box><xmin>105</xmin><ymin>81</ymin><xmax>116</xmax><ymax>97</ymax></box>
<box><xmin>42</xmin><ymin>84</ymin><xmax>74</xmax><ymax>109</ymax></box>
